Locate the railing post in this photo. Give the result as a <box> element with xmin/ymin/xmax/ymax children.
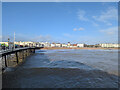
<box><xmin>15</xmin><ymin>52</ymin><xmax>19</xmax><ymax>64</ymax></box>
<box><xmin>26</xmin><ymin>50</ymin><xmax>28</xmax><ymax>56</ymax></box>
<box><xmin>4</xmin><ymin>55</ymin><xmax>7</xmax><ymax>67</ymax></box>
<box><xmin>22</xmin><ymin>50</ymin><xmax>24</xmax><ymax>60</ymax></box>
<box><xmin>33</xmin><ymin>49</ymin><xmax>35</xmax><ymax>53</ymax></box>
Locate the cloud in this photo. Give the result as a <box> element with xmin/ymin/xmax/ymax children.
<box><xmin>93</xmin><ymin>7</ymin><xmax>118</xmax><ymax>25</ymax></box>
<box><xmin>99</xmin><ymin>26</ymin><xmax>118</xmax><ymax>43</ymax></box>
<box><xmin>73</xmin><ymin>27</ymin><xmax>84</xmax><ymax>31</ymax></box>
<box><xmin>91</xmin><ymin>21</ymin><xmax>99</xmax><ymax>27</ymax></box>
<box><xmin>0</xmin><ymin>35</ymin><xmax>2</xmax><ymax>41</ymax></box>
<box><xmin>2</xmin><ymin>34</ymin><xmax>53</xmax><ymax>42</ymax></box>
<box><xmin>77</xmin><ymin>9</ymin><xmax>88</xmax><ymax>21</ymax></box>
<box><xmin>77</xmin><ymin>8</ymin><xmax>117</xmax><ymax>27</ymax></box>
<box><xmin>99</xmin><ymin>26</ymin><xmax>118</xmax><ymax>35</ymax></box>
<box><xmin>73</xmin><ymin>28</ymin><xmax>77</xmax><ymax>31</ymax></box>
<box><xmin>32</xmin><ymin>35</ymin><xmax>53</xmax><ymax>42</ymax></box>
<box><xmin>2</xmin><ymin>35</ymin><xmax>13</xmax><ymax>42</ymax></box>
<box><xmin>78</xmin><ymin>27</ymin><xmax>84</xmax><ymax>31</ymax></box>
<box><xmin>63</xmin><ymin>33</ymin><xmax>73</xmax><ymax>38</ymax></box>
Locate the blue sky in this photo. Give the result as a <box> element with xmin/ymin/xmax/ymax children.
<box><xmin>2</xmin><ymin>2</ymin><xmax>118</xmax><ymax>44</ymax></box>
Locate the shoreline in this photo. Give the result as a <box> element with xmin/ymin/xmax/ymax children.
<box><xmin>41</xmin><ymin>47</ymin><xmax>119</xmax><ymax>50</ymax></box>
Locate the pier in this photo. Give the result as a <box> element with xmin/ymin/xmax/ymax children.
<box><xmin>1</xmin><ymin>47</ymin><xmax>43</xmax><ymax>70</ymax></box>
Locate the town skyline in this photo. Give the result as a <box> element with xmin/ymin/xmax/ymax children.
<box><xmin>1</xmin><ymin>41</ymin><xmax>120</xmax><ymax>48</ymax></box>
<box><xmin>2</xmin><ymin>2</ymin><xmax>118</xmax><ymax>44</ymax></box>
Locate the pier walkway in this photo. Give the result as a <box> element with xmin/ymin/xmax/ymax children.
<box><xmin>0</xmin><ymin>47</ymin><xmax>43</xmax><ymax>55</ymax></box>
<box><xmin>0</xmin><ymin>47</ymin><xmax>44</xmax><ymax>69</ymax></box>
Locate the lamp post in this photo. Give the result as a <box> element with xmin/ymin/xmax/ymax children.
<box><xmin>14</xmin><ymin>32</ymin><xmax>15</xmax><ymax>49</ymax></box>
<box><xmin>8</xmin><ymin>38</ymin><xmax>10</xmax><ymax>49</ymax></box>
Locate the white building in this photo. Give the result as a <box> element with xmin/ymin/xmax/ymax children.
<box><xmin>15</xmin><ymin>41</ymin><xmax>34</xmax><ymax>47</ymax></box>
<box><xmin>50</xmin><ymin>43</ymin><xmax>56</xmax><ymax>47</ymax></box>
<box><xmin>0</xmin><ymin>42</ymin><xmax>8</xmax><ymax>45</ymax></box>
<box><xmin>62</xmin><ymin>44</ymin><xmax>67</xmax><ymax>47</ymax></box>
<box><xmin>41</xmin><ymin>42</ymin><xmax>50</xmax><ymax>47</ymax></box>
<box><xmin>55</xmin><ymin>43</ymin><xmax>62</xmax><ymax>47</ymax></box>
<box><xmin>99</xmin><ymin>43</ymin><xmax>120</xmax><ymax>48</ymax></box>
<box><xmin>36</xmin><ymin>42</ymin><xmax>41</xmax><ymax>47</ymax></box>
<box><xmin>77</xmin><ymin>44</ymin><xmax>85</xmax><ymax>47</ymax></box>
<box><xmin>8</xmin><ymin>42</ymin><xmax>14</xmax><ymax>49</ymax></box>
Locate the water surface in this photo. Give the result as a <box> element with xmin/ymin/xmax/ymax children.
<box><xmin>3</xmin><ymin>49</ymin><xmax>119</xmax><ymax>88</ymax></box>
<box><xmin>22</xmin><ymin>49</ymin><xmax>118</xmax><ymax>75</ymax></box>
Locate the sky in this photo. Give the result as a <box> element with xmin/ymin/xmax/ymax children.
<box><xmin>2</xmin><ymin>2</ymin><xmax>118</xmax><ymax>44</ymax></box>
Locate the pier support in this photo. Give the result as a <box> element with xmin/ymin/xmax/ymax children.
<box><xmin>22</xmin><ymin>50</ymin><xmax>24</xmax><ymax>60</ymax></box>
<box><xmin>1</xmin><ymin>47</ymin><xmax>43</xmax><ymax>68</ymax></box>
<box><xmin>4</xmin><ymin>55</ymin><xmax>7</xmax><ymax>67</ymax></box>
<box><xmin>33</xmin><ymin>49</ymin><xmax>35</xmax><ymax>53</ymax></box>
<box><xmin>15</xmin><ymin>52</ymin><xmax>19</xmax><ymax>64</ymax></box>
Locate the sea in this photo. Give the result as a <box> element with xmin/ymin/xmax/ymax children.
<box><xmin>22</xmin><ymin>49</ymin><xmax>119</xmax><ymax>76</ymax></box>
<box><xmin>2</xmin><ymin>49</ymin><xmax>119</xmax><ymax>88</ymax></box>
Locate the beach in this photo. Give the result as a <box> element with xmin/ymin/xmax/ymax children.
<box><xmin>41</xmin><ymin>47</ymin><xmax>119</xmax><ymax>50</ymax></box>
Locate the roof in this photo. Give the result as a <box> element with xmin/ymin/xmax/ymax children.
<box><xmin>73</xmin><ymin>44</ymin><xmax>77</xmax><ymax>46</ymax></box>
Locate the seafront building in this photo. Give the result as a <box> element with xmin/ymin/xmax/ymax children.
<box><xmin>50</xmin><ymin>43</ymin><xmax>56</xmax><ymax>47</ymax></box>
<box><xmin>38</xmin><ymin>42</ymin><xmax>51</xmax><ymax>47</ymax></box>
<box><xmin>0</xmin><ymin>41</ymin><xmax>120</xmax><ymax>49</ymax></box>
<box><xmin>69</xmin><ymin>44</ymin><xmax>77</xmax><ymax>48</ymax></box>
<box><xmin>62</xmin><ymin>44</ymin><xmax>68</xmax><ymax>47</ymax></box>
<box><xmin>0</xmin><ymin>42</ymin><xmax>9</xmax><ymax>46</ymax></box>
<box><xmin>0</xmin><ymin>41</ymin><xmax>41</xmax><ymax>48</ymax></box>
<box><xmin>67</xmin><ymin>42</ymin><xmax>71</xmax><ymax>47</ymax></box>
<box><xmin>99</xmin><ymin>43</ymin><xmax>120</xmax><ymax>48</ymax></box>
<box><xmin>77</xmin><ymin>44</ymin><xmax>85</xmax><ymax>47</ymax></box>
<box><xmin>55</xmin><ymin>43</ymin><xmax>62</xmax><ymax>47</ymax></box>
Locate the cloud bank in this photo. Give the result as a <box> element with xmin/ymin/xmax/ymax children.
<box><xmin>93</xmin><ymin>7</ymin><xmax>117</xmax><ymax>25</ymax></box>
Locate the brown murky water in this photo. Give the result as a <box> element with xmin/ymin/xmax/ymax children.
<box><xmin>2</xmin><ymin>49</ymin><xmax>119</xmax><ymax>88</ymax></box>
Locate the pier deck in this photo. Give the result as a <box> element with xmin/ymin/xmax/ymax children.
<box><xmin>0</xmin><ymin>47</ymin><xmax>44</xmax><ymax>68</ymax></box>
<box><xmin>0</xmin><ymin>47</ymin><xmax>43</xmax><ymax>55</ymax></box>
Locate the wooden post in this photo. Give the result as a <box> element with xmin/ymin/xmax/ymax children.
<box><xmin>30</xmin><ymin>49</ymin><xmax>31</xmax><ymax>53</ymax></box>
<box><xmin>27</xmin><ymin>49</ymin><xmax>29</xmax><ymax>56</ymax></box>
<box><xmin>26</xmin><ymin>50</ymin><xmax>27</xmax><ymax>56</ymax></box>
<box><xmin>26</xmin><ymin>50</ymin><xmax>28</xmax><ymax>56</ymax></box>
<box><xmin>33</xmin><ymin>49</ymin><xmax>35</xmax><ymax>53</ymax></box>
<box><xmin>4</xmin><ymin>55</ymin><xmax>7</xmax><ymax>67</ymax></box>
<box><xmin>22</xmin><ymin>50</ymin><xmax>24</xmax><ymax>60</ymax></box>
<box><xmin>31</xmin><ymin>49</ymin><xmax>33</xmax><ymax>53</ymax></box>
<box><xmin>15</xmin><ymin>52</ymin><xmax>19</xmax><ymax>64</ymax></box>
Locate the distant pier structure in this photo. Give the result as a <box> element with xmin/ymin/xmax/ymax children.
<box><xmin>0</xmin><ymin>47</ymin><xmax>43</xmax><ymax>70</ymax></box>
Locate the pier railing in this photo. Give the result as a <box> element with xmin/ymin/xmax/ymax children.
<box><xmin>0</xmin><ymin>47</ymin><xmax>43</xmax><ymax>70</ymax></box>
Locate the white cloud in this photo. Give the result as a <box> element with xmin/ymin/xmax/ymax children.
<box><xmin>77</xmin><ymin>9</ymin><xmax>88</xmax><ymax>21</ymax></box>
<box><xmin>0</xmin><ymin>35</ymin><xmax>2</xmax><ymax>41</ymax></box>
<box><xmin>78</xmin><ymin>27</ymin><xmax>84</xmax><ymax>31</ymax></box>
<box><xmin>32</xmin><ymin>35</ymin><xmax>52</xmax><ymax>42</ymax></box>
<box><xmin>93</xmin><ymin>7</ymin><xmax>118</xmax><ymax>25</ymax></box>
<box><xmin>105</xmin><ymin>22</ymin><xmax>112</xmax><ymax>26</ymax></box>
<box><xmin>91</xmin><ymin>21</ymin><xmax>99</xmax><ymax>27</ymax></box>
<box><xmin>63</xmin><ymin>33</ymin><xmax>73</xmax><ymax>38</ymax></box>
<box><xmin>2</xmin><ymin>34</ymin><xmax>53</xmax><ymax>42</ymax></box>
<box><xmin>73</xmin><ymin>28</ymin><xmax>77</xmax><ymax>31</ymax></box>
<box><xmin>2</xmin><ymin>35</ymin><xmax>13</xmax><ymax>42</ymax></box>
<box><xmin>73</xmin><ymin>27</ymin><xmax>84</xmax><ymax>31</ymax></box>
<box><xmin>99</xmin><ymin>26</ymin><xmax>118</xmax><ymax>35</ymax></box>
